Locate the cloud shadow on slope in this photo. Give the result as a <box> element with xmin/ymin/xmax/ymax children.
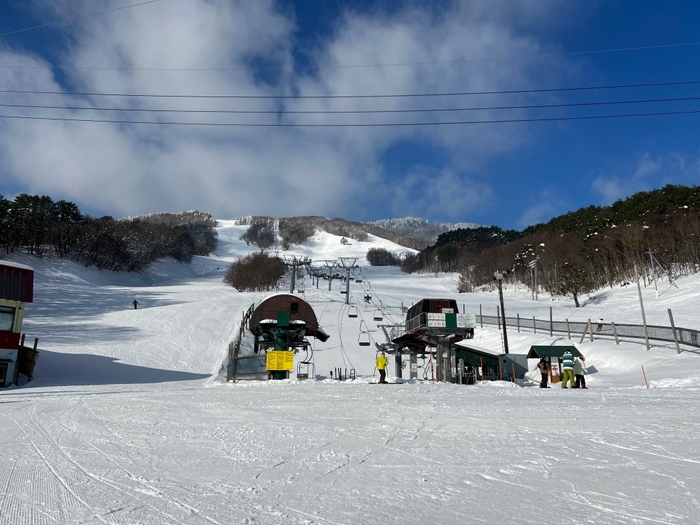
<box><xmin>27</xmin><ymin>285</ymin><xmax>182</xmax><ymax>321</ymax></box>
<box><xmin>27</xmin><ymin>350</ymin><xmax>210</xmax><ymax>387</ymax></box>
<box><xmin>24</xmin><ymin>323</ymin><xmax>142</xmax><ymax>345</ymax></box>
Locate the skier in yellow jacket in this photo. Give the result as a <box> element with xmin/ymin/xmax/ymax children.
<box><xmin>376</xmin><ymin>352</ymin><xmax>389</xmax><ymax>384</ymax></box>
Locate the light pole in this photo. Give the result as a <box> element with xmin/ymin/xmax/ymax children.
<box><xmin>494</xmin><ymin>271</ymin><xmax>509</xmax><ymax>354</ymax></box>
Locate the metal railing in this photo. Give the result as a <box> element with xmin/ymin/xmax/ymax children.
<box><xmin>477</xmin><ymin>314</ymin><xmax>700</xmax><ymax>349</ymax></box>
<box><xmin>227</xmin><ymin>303</ymin><xmax>258</xmax><ymax>381</ymax></box>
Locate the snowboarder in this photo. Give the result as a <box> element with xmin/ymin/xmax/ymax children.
<box><xmin>132</xmin><ymin>299</ymin><xmax>139</xmax><ymax>310</ymax></box>
<box><xmin>561</xmin><ymin>350</ymin><xmax>575</xmax><ymax>388</ymax></box>
<box><xmin>537</xmin><ymin>356</ymin><xmax>550</xmax><ymax>388</ymax></box>
<box><xmin>574</xmin><ymin>355</ymin><xmax>587</xmax><ymax>389</ymax></box>
<box><xmin>376</xmin><ymin>352</ymin><xmax>389</xmax><ymax>384</ymax></box>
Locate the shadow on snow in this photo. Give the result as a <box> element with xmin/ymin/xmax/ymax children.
<box><xmin>27</xmin><ymin>349</ymin><xmax>210</xmax><ymax>387</ymax></box>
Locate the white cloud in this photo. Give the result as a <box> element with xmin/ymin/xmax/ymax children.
<box><xmin>517</xmin><ymin>188</ymin><xmax>560</xmax><ymax>228</ymax></box>
<box><xmin>0</xmin><ymin>0</ymin><xmax>580</xmax><ymax>220</ymax></box>
<box><xmin>390</xmin><ymin>166</ymin><xmax>493</xmax><ymax>220</ymax></box>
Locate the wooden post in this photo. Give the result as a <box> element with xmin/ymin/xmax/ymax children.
<box><xmin>634</xmin><ymin>262</ymin><xmax>651</xmax><ymax>351</ymax></box>
<box><xmin>33</xmin><ymin>338</ymin><xmax>38</xmax><ymax>351</ymax></box>
<box><xmin>480</xmin><ymin>357</ymin><xmax>483</xmax><ymax>384</ymax></box>
<box><xmin>589</xmin><ymin>319</ymin><xmax>594</xmax><ymax>342</ymax></box>
<box><xmin>668</xmin><ymin>309</ymin><xmax>682</xmax><ymax>355</ymax></box>
<box><xmin>550</xmin><ymin>307</ymin><xmax>553</xmax><ymax>337</ymax></box>
<box><xmin>479</xmin><ymin>304</ymin><xmax>483</xmax><ymax>328</ymax></box>
<box><xmin>517</xmin><ymin>313</ymin><xmax>520</xmax><ymax>333</ymax></box>
<box><xmin>579</xmin><ymin>320</ymin><xmax>589</xmax><ymax>344</ymax></box>
<box><xmin>566</xmin><ymin>319</ymin><xmax>571</xmax><ymax>340</ymax></box>
<box><xmin>511</xmin><ymin>363</ymin><xmax>516</xmax><ymax>384</ymax></box>
<box><xmin>497</xmin><ymin>306</ymin><xmax>501</xmax><ymax>330</ymax></box>
<box><xmin>533</xmin><ymin>316</ymin><xmax>537</xmax><ymax>335</ymax></box>
<box><xmin>611</xmin><ymin>322</ymin><xmax>620</xmax><ymax>345</ymax></box>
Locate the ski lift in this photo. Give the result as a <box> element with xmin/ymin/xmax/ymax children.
<box><xmin>297</xmin><ymin>361</ymin><xmax>314</xmax><ymax>380</ymax></box>
<box><xmin>348</xmin><ymin>305</ymin><xmax>358</xmax><ymax>318</ymax></box>
<box><xmin>358</xmin><ymin>321</ymin><xmax>371</xmax><ymax>346</ymax></box>
<box><xmin>373</xmin><ymin>309</ymin><xmax>383</xmax><ymax>321</ymax></box>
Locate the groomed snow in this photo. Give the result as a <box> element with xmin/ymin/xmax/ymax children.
<box><xmin>1</xmin><ymin>221</ymin><xmax>699</xmax><ymax>524</ymax></box>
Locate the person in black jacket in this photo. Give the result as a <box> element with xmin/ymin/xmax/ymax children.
<box><xmin>537</xmin><ymin>356</ymin><xmax>550</xmax><ymax>388</ymax></box>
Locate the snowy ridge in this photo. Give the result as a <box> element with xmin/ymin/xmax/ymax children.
<box><xmin>368</xmin><ymin>216</ymin><xmax>480</xmax><ymax>243</ymax></box>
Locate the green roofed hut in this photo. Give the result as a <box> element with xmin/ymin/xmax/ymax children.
<box><xmin>527</xmin><ymin>345</ymin><xmax>582</xmax><ymax>383</ymax></box>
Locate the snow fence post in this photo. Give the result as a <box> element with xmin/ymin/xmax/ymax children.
<box><xmin>668</xmin><ymin>309</ymin><xmax>682</xmax><ymax>355</ymax></box>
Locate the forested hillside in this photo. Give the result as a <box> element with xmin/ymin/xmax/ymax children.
<box><xmin>0</xmin><ymin>194</ymin><xmax>217</xmax><ymax>271</ymax></box>
<box><xmin>402</xmin><ymin>185</ymin><xmax>700</xmax><ymax>302</ymax></box>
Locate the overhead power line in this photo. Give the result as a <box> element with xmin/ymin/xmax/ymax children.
<box><xmin>0</xmin><ymin>0</ymin><xmax>165</xmax><ymax>39</ymax></box>
<box><xmin>1</xmin><ymin>41</ymin><xmax>700</xmax><ymax>72</ymax></box>
<box><xmin>2</xmin><ymin>80</ymin><xmax>700</xmax><ymax>100</ymax></box>
<box><xmin>2</xmin><ymin>108</ymin><xmax>700</xmax><ymax>127</ymax></box>
<box><xmin>2</xmin><ymin>95</ymin><xmax>700</xmax><ymax>115</ymax></box>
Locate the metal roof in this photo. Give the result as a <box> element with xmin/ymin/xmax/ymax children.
<box><xmin>0</xmin><ymin>261</ymin><xmax>34</xmax><ymax>303</ymax></box>
<box><xmin>526</xmin><ymin>345</ymin><xmax>582</xmax><ymax>359</ymax></box>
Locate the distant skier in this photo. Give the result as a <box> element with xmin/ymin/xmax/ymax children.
<box><xmin>574</xmin><ymin>355</ymin><xmax>587</xmax><ymax>389</ymax></box>
<box><xmin>132</xmin><ymin>299</ymin><xmax>139</xmax><ymax>310</ymax></box>
<box><xmin>376</xmin><ymin>352</ymin><xmax>389</xmax><ymax>384</ymax></box>
<box><xmin>561</xmin><ymin>350</ymin><xmax>575</xmax><ymax>389</ymax></box>
<box><xmin>537</xmin><ymin>356</ymin><xmax>550</xmax><ymax>388</ymax></box>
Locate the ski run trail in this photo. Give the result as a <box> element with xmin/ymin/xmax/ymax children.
<box><xmin>1</xmin><ymin>220</ymin><xmax>699</xmax><ymax>525</ymax></box>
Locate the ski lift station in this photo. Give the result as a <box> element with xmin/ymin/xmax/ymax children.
<box><xmin>389</xmin><ymin>298</ymin><xmax>478</xmax><ymax>382</ymax></box>
<box><xmin>0</xmin><ymin>260</ymin><xmax>39</xmax><ymax>388</ymax></box>
<box><xmin>228</xmin><ymin>294</ymin><xmax>329</xmax><ymax>381</ymax></box>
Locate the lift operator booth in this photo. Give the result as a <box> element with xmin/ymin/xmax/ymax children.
<box><xmin>0</xmin><ymin>260</ymin><xmax>35</xmax><ymax>388</ymax></box>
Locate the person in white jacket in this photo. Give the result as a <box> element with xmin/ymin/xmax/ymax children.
<box><xmin>573</xmin><ymin>356</ymin><xmax>587</xmax><ymax>389</ymax></box>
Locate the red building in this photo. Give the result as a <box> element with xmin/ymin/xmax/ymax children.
<box><xmin>0</xmin><ymin>260</ymin><xmax>35</xmax><ymax>388</ymax></box>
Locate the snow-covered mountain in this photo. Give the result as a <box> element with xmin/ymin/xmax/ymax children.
<box><xmin>368</xmin><ymin>216</ymin><xmax>480</xmax><ymax>244</ymax></box>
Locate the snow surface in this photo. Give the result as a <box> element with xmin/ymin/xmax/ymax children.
<box><xmin>1</xmin><ymin>219</ymin><xmax>700</xmax><ymax>524</ymax></box>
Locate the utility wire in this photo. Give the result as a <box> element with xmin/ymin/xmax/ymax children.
<box><xmin>2</xmin><ymin>108</ymin><xmax>700</xmax><ymax>126</ymax></box>
<box><xmin>2</xmin><ymin>95</ymin><xmax>700</xmax><ymax>115</ymax></box>
<box><xmin>2</xmin><ymin>80</ymin><xmax>700</xmax><ymax>100</ymax></box>
<box><xmin>1</xmin><ymin>41</ymin><xmax>700</xmax><ymax>71</ymax></box>
<box><xmin>0</xmin><ymin>0</ymin><xmax>165</xmax><ymax>39</ymax></box>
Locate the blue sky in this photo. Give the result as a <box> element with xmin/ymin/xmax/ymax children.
<box><xmin>0</xmin><ymin>0</ymin><xmax>699</xmax><ymax>230</ymax></box>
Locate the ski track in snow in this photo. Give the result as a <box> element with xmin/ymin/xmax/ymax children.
<box><xmin>1</xmin><ymin>221</ymin><xmax>700</xmax><ymax>524</ymax></box>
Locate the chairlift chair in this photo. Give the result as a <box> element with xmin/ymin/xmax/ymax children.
<box><xmin>348</xmin><ymin>305</ymin><xmax>358</xmax><ymax>318</ymax></box>
<box><xmin>296</xmin><ymin>361</ymin><xmax>314</xmax><ymax>380</ymax></box>
<box><xmin>358</xmin><ymin>321</ymin><xmax>371</xmax><ymax>346</ymax></box>
<box><xmin>373</xmin><ymin>309</ymin><xmax>383</xmax><ymax>321</ymax></box>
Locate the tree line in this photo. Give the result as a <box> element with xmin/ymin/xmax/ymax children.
<box><xmin>401</xmin><ymin>184</ymin><xmax>700</xmax><ymax>305</ymax></box>
<box><xmin>0</xmin><ymin>193</ymin><xmax>218</xmax><ymax>272</ymax></box>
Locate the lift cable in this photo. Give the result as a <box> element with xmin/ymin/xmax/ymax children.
<box><xmin>0</xmin><ymin>0</ymin><xmax>165</xmax><ymax>39</ymax></box>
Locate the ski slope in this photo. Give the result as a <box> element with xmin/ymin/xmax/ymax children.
<box><xmin>1</xmin><ymin>220</ymin><xmax>699</xmax><ymax>524</ymax></box>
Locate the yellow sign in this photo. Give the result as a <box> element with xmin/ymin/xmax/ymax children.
<box><xmin>266</xmin><ymin>351</ymin><xmax>294</xmax><ymax>371</ymax></box>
